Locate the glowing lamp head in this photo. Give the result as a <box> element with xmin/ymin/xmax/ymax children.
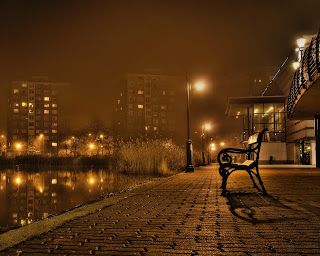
<box><xmin>89</xmin><ymin>144</ymin><xmax>94</xmax><ymax>149</ymax></box>
<box><xmin>204</xmin><ymin>124</ymin><xmax>211</xmax><ymax>130</ymax></box>
<box><xmin>220</xmin><ymin>142</ymin><xmax>225</xmax><ymax>146</ymax></box>
<box><xmin>100</xmin><ymin>134</ymin><xmax>104</xmax><ymax>139</ymax></box>
<box><xmin>16</xmin><ymin>143</ymin><xmax>21</xmax><ymax>150</ymax></box>
<box><xmin>40</xmin><ymin>134</ymin><xmax>43</xmax><ymax>138</ymax></box>
<box><xmin>89</xmin><ymin>178</ymin><xmax>94</xmax><ymax>184</ymax></box>
<box><xmin>293</xmin><ymin>61</ymin><xmax>300</xmax><ymax>70</ymax></box>
<box><xmin>297</xmin><ymin>38</ymin><xmax>306</xmax><ymax>48</ymax></box>
<box><xmin>195</xmin><ymin>82</ymin><xmax>205</xmax><ymax>91</ymax></box>
<box><xmin>15</xmin><ymin>177</ymin><xmax>21</xmax><ymax>184</ymax></box>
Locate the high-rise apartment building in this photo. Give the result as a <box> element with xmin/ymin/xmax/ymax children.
<box><xmin>7</xmin><ymin>77</ymin><xmax>70</xmax><ymax>155</ymax></box>
<box><xmin>116</xmin><ymin>72</ymin><xmax>183</xmax><ymax>140</ymax></box>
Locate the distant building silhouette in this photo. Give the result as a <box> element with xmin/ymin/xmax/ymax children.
<box><xmin>116</xmin><ymin>71</ymin><xmax>184</xmax><ymax>140</ymax></box>
<box><xmin>7</xmin><ymin>77</ymin><xmax>70</xmax><ymax>155</ymax></box>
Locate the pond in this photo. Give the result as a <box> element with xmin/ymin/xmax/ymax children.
<box><xmin>0</xmin><ymin>167</ymin><xmax>156</xmax><ymax>233</ymax></box>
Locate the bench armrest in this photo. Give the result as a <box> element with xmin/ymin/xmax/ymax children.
<box><xmin>217</xmin><ymin>147</ymin><xmax>252</xmax><ymax>165</ymax></box>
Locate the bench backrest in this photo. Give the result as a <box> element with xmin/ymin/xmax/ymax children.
<box><xmin>247</xmin><ymin>128</ymin><xmax>268</xmax><ymax>161</ymax></box>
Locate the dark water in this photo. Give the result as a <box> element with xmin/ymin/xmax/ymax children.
<box><xmin>0</xmin><ymin>168</ymin><xmax>154</xmax><ymax>233</ymax></box>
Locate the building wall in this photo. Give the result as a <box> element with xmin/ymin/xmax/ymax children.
<box><xmin>7</xmin><ymin>79</ymin><xmax>69</xmax><ymax>155</ymax></box>
<box><xmin>260</xmin><ymin>142</ymin><xmax>287</xmax><ymax>164</ymax></box>
<box><xmin>117</xmin><ymin>72</ymin><xmax>183</xmax><ymax>141</ymax></box>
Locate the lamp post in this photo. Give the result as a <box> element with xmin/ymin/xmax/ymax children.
<box><xmin>185</xmin><ymin>75</ymin><xmax>205</xmax><ymax>172</ymax></box>
<box><xmin>186</xmin><ymin>74</ymin><xmax>194</xmax><ymax>172</ymax></box>
<box><xmin>204</xmin><ymin>124</ymin><xmax>211</xmax><ymax>165</ymax></box>
<box><xmin>201</xmin><ymin>125</ymin><xmax>206</xmax><ymax>166</ymax></box>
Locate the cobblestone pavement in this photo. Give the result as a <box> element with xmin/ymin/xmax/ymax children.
<box><xmin>1</xmin><ymin>165</ymin><xmax>320</xmax><ymax>255</ymax></box>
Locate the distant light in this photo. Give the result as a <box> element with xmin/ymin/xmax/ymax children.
<box><xmin>89</xmin><ymin>178</ymin><xmax>95</xmax><ymax>184</ymax></box>
<box><xmin>205</xmin><ymin>124</ymin><xmax>211</xmax><ymax>130</ymax></box>
<box><xmin>100</xmin><ymin>134</ymin><xmax>104</xmax><ymax>139</ymax></box>
<box><xmin>220</xmin><ymin>142</ymin><xmax>225</xmax><ymax>146</ymax></box>
<box><xmin>89</xmin><ymin>144</ymin><xmax>94</xmax><ymax>149</ymax></box>
<box><xmin>15</xmin><ymin>177</ymin><xmax>21</xmax><ymax>184</ymax></box>
<box><xmin>52</xmin><ymin>178</ymin><xmax>57</xmax><ymax>184</ymax></box>
<box><xmin>195</xmin><ymin>82</ymin><xmax>205</xmax><ymax>91</ymax></box>
<box><xmin>40</xmin><ymin>188</ymin><xmax>43</xmax><ymax>193</ymax></box>
<box><xmin>1</xmin><ymin>135</ymin><xmax>4</xmax><ymax>138</ymax></box>
<box><xmin>2</xmin><ymin>175</ymin><xmax>6</xmax><ymax>180</ymax></box>
<box><xmin>88</xmin><ymin>133</ymin><xmax>92</xmax><ymax>136</ymax></box>
<box><xmin>236</xmin><ymin>116</ymin><xmax>239</xmax><ymax>119</ymax></box>
<box><xmin>16</xmin><ymin>143</ymin><xmax>21</xmax><ymax>149</ymax></box>
<box><xmin>40</xmin><ymin>134</ymin><xmax>43</xmax><ymax>138</ymax></box>
<box><xmin>297</xmin><ymin>38</ymin><xmax>306</xmax><ymax>48</ymax></box>
<box><xmin>293</xmin><ymin>61</ymin><xmax>300</xmax><ymax>70</ymax></box>
<box><xmin>71</xmin><ymin>136</ymin><xmax>75</xmax><ymax>139</ymax></box>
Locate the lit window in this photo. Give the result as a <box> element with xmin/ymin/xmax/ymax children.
<box><xmin>52</xmin><ymin>123</ymin><xmax>58</xmax><ymax>127</ymax></box>
<box><xmin>13</xmin><ymin>89</ymin><xmax>19</xmax><ymax>93</ymax></box>
<box><xmin>44</xmin><ymin>104</ymin><xmax>49</xmax><ymax>108</ymax></box>
<box><xmin>52</xmin><ymin>130</ymin><xmax>57</xmax><ymax>133</ymax></box>
<box><xmin>117</xmin><ymin>100</ymin><xmax>120</xmax><ymax>104</ymax></box>
<box><xmin>29</xmin><ymin>110</ymin><xmax>34</xmax><ymax>113</ymax></box>
<box><xmin>44</xmin><ymin>110</ymin><xmax>49</xmax><ymax>114</ymax></box>
<box><xmin>52</xmin><ymin>142</ymin><xmax>57</xmax><ymax>147</ymax></box>
<box><xmin>22</xmin><ymin>83</ymin><xmax>27</xmax><ymax>88</ymax></box>
<box><xmin>145</xmin><ymin>126</ymin><xmax>150</xmax><ymax>131</ymax></box>
<box><xmin>52</xmin><ymin>103</ymin><xmax>57</xmax><ymax>108</ymax></box>
<box><xmin>51</xmin><ymin>179</ymin><xmax>57</xmax><ymax>184</ymax></box>
<box><xmin>52</xmin><ymin>192</ymin><xmax>56</xmax><ymax>197</ymax></box>
<box><xmin>162</xmin><ymin>91</ymin><xmax>166</xmax><ymax>95</ymax></box>
<box><xmin>15</xmin><ymin>103</ymin><xmax>19</xmax><ymax>107</ymax></box>
<box><xmin>138</xmin><ymin>90</ymin><xmax>143</xmax><ymax>95</ymax></box>
<box><xmin>138</xmin><ymin>105</ymin><xmax>144</xmax><ymax>109</ymax></box>
<box><xmin>154</xmin><ymin>126</ymin><xmax>158</xmax><ymax>131</ymax></box>
<box><xmin>161</xmin><ymin>105</ymin><xmax>166</xmax><ymax>110</ymax></box>
<box><xmin>21</xmin><ymin>102</ymin><xmax>27</xmax><ymax>107</ymax></box>
<box><xmin>44</xmin><ymin>97</ymin><xmax>50</xmax><ymax>101</ymax></box>
<box><xmin>259</xmin><ymin>79</ymin><xmax>262</xmax><ymax>83</ymax></box>
<box><xmin>28</xmin><ymin>103</ymin><xmax>33</xmax><ymax>108</ymax></box>
<box><xmin>13</xmin><ymin>109</ymin><xmax>19</xmax><ymax>113</ymax></box>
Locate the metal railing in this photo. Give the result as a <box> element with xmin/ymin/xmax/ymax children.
<box><xmin>287</xmin><ymin>29</ymin><xmax>320</xmax><ymax>119</ymax></box>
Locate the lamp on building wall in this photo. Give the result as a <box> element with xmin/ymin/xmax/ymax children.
<box><xmin>297</xmin><ymin>37</ymin><xmax>306</xmax><ymax>61</ymax></box>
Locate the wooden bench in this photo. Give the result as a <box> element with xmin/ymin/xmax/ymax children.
<box><xmin>217</xmin><ymin>129</ymin><xmax>268</xmax><ymax>196</ymax></box>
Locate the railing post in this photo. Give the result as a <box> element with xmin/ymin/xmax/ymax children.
<box><xmin>317</xmin><ymin>31</ymin><xmax>320</xmax><ymax>72</ymax></box>
<box><xmin>315</xmin><ymin>115</ymin><xmax>320</xmax><ymax>168</ymax></box>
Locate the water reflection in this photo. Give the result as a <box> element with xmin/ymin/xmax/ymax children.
<box><xmin>0</xmin><ymin>168</ymin><xmax>152</xmax><ymax>232</ymax></box>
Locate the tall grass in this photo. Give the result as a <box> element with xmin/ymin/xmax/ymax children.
<box><xmin>113</xmin><ymin>139</ymin><xmax>187</xmax><ymax>175</ymax></box>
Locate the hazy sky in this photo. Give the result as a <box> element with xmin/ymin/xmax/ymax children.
<box><xmin>1</xmin><ymin>0</ymin><xmax>320</xmax><ymax>136</ymax></box>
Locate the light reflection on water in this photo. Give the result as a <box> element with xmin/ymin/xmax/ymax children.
<box><xmin>0</xmin><ymin>168</ymin><xmax>154</xmax><ymax>232</ymax></box>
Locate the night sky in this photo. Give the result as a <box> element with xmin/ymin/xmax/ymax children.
<box><xmin>1</xmin><ymin>0</ymin><xmax>320</xmax><ymax>139</ymax></box>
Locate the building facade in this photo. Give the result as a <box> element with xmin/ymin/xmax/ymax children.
<box><xmin>7</xmin><ymin>78</ymin><xmax>69</xmax><ymax>155</ymax></box>
<box><xmin>117</xmin><ymin>72</ymin><xmax>183</xmax><ymax>140</ymax></box>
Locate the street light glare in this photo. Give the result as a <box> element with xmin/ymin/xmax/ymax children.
<box><xmin>205</xmin><ymin>124</ymin><xmax>211</xmax><ymax>130</ymax></box>
<box><xmin>297</xmin><ymin>38</ymin><xmax>306</xmax><ymax>48</ymax></box>
<box><xmin>195</xmin><ymin>82</ymin><xmax>205</xmax><ymax>91</ymax></box>
<box><xmin>293</xmin><ymin>61</ymin><xmax>300</xmax><ymax>70</ymax></box>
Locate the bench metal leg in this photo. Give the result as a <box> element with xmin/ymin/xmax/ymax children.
<box><xmin>248</xmin><ymin>171</ymin><xmax>259</xmax><ymax>189</ymax></box>
<box><xmin>221</xmin><ymin>173</ymin><xmax>229</xmax><ymax>196</ymax></box>
<box><xmin>255</xmin><ymin>167</ymin><xmax>267</xmax><ymax>195</ymax></box>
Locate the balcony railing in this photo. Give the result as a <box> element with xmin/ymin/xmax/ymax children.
<box><xmin>287</xmin><ymin>29</ymin><xmax>320</xmax><ymax>119</ymax></box>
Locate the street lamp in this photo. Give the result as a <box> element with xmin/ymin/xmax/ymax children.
<box><xmin>204</xmin><ymin>124</ymin><xmax>211</xmax><ymax>165</ymax></box>
<box><xmin>297</xmin><ymin>37</ymin><xmax>306</xmax><ymax>61</ymax></box>
<box><xmin>201</xmin><ymin>125</ymin><xmax>206</xmax><ymax>166</ymax></box>
<box><xmin>40</xmin><ymin>134</ymin><xmax>44</xmax><ymax>154</ymax></box>
<box><xmin>185</xmin><ymin>75</ymin><xmax>205</xmax><ymax>172</ymax></box>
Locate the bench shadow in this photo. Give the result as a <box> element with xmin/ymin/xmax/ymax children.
<box><xmin>225</xmin><ymin>192</ymin><xmax>305</xmax><ymax>224</ymax></box>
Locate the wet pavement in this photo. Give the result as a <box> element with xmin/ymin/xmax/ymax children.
<box><xmin>0</xmin><ymin>165</ymin><xmax>319</xmax><ymax>255</ymax></box>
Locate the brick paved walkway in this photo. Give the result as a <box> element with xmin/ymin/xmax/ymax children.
<box><xmin>1</xmin><ymin>165</ymin><xmax>320</xmax><ymax>255</ymax></box>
